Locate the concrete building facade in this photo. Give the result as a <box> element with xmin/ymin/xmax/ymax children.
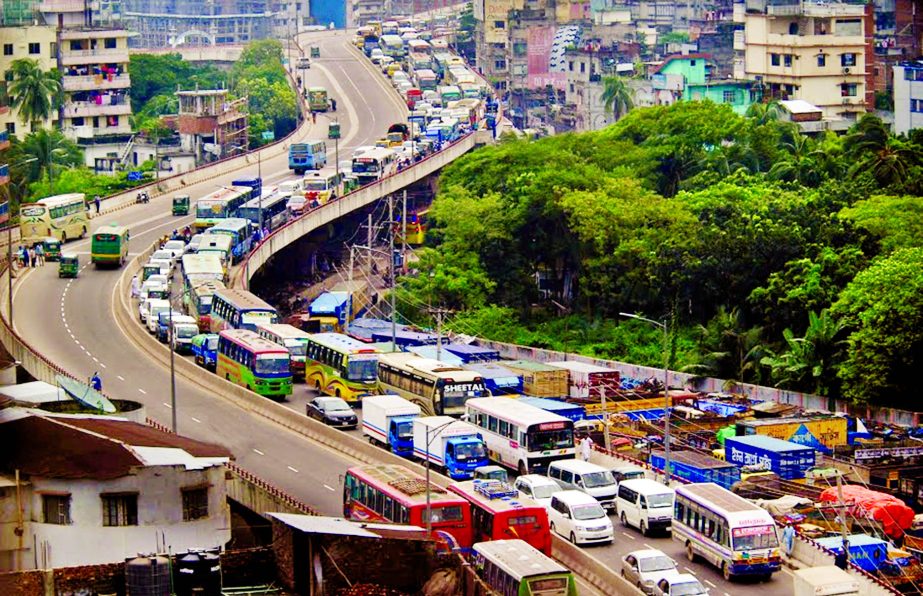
<box><xmin>122</xmin><ymin>0</ymin><xmax>274</xmax><ymax>48</ymax></box>
<box><xmin>0</xmin><ymin>25</ymin><xmax>59</xmax><ymax>138</ymax></box>
<box><xmin>176</xmin><ymin>89</ymin><xmax>249</xmax><ymax>163</ymax></box>
<box><xmin>744</xmin><ymin>0</ymin><xmax>873</xmax><ymax>122</ymax></box>
<box><xmin>0</xmin><ymin>411</ymin><xmax>232</xmax><ymax>570</ymax></box>
<box><xmin>894</xmin><ymin>61</ymin><xmax>923</xmax><ymax>135</ymax></box>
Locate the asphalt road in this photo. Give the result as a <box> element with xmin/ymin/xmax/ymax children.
<box><xmin>13</xmin><ymin>32</ymin><xmax>792</xmax><ymax>596</ymax></box>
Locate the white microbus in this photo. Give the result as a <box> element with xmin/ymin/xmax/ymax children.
<box><xmin>672</xmin><ymin>482</ymin><xmax>782</xmax><ymax>582</ymax></box>
<box><xmin>465</xmin><ymin>397</ymin><xmax>575</xmax><ymax>476</ymax></box>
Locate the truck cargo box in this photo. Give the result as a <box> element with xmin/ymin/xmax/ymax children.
<box><xmin>725</xmin><ymin>435</ymin><xmax>816</xmax><ymax>480</ymax></box>
<box><xmin>503</xmin><ymin>360</ymin><xmax>568</xmax><ymax>397</ymax></box>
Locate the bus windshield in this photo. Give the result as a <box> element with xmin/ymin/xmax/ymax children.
<box><xmin>255</xmin><ymin>354</ymin><xmax>290</xmax><ymax>374</ymax></box>
<box><xmin>346</xmin><ymin>355</ymin><xmax>378</xmax><ymax>381</ymax></box>
<box><xmin>284</xmin><ymin>340</ymin><xmax>307</xmax><ymax>356</ymax></box>
<box><xmin>732</xmin><ymin>526</ymin><xmax>779</xmax><ymax>551</ymax></box>
<box><xmin>395</xmin><ymin>420</ymin><xmax>414</xmax><ymax>439</ymax></box>
<box><xmin>352</xmin><ymin>161</ymin><xmax>379</xmax><ymax>173</ymax></box>
<box><xmin>197</xmin><ymin>202</ymin><xmax>227</xmax><ymax>218</ymax></box>
<box><xmin>242</xmin><ymin>310</ymin><xmax>277</xmax><ymax>327</ymax></box>
<box><xmin>423</xmin><ymin>505</ymin><xmax>464</xmax><ymax>523</ymax></box>
<box><xmin>582</xmin><ymin>471</ymin><xmax>615</xmax><ymax>488</ymax></box>
<box><xmin>304</xmin><ymin>180</ymin><xmax>327</xmax><ymax>191</ymax></box>
<box><xmin>454</xmin><ymin>442</ymin><xmax>486</xmax><ymax>461</ymax></box>
<box><xmin>21</xmin><ymin>206</ymin><xmax>45</xmax><ymax>217</ymax></box>
<box><xmin>572</xmin><ymin>503</ymin><xmax>605</xmax><ymax>520</ymax></box>
<box><xmin>527</xmin><ymin>428</ymin><xmax>574</xmax><ymax>451</ymax></box>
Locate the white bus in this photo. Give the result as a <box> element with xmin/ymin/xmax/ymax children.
<box><xmin>351</xmin><ymin>147</ymin><xmax>397</xmax><ymax>185</ymax></box>
<box><xmin>672</xmin><ymin>483</ymin><xmax>782</xmax><ymax>582</ymax></box>
<box><xmin>464</xmin><ymin>397</ymin><xmax>575</xmax><ymax>476</ymax></box>
<box><xmin>377</xmin><ymin>352</ymin><xmax>488</xmax><ymax>417</ymax></box>
<box><xmin>379</xmin><ymin>34</ymin><xmax>406</xmax><ymax>58</ymax></box>
<box><xmin>256</xmin><ymin>323</ymin><xmax>311</xmax><ymax>381</ymax></box>
<box><xmin>20</xmin><ymin>193</ymin><xmax>88</xmax><ymax>245</ymax></box>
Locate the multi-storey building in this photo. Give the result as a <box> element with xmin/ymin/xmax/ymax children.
<box><xmin>0</xmin><ymin>25</ymin><xmax>59</xmax><ymax>138</ymax></box>
<box><xmin>176</xmin><ymin>89</ymin><xmax>249</xmax><ymax>163</ymax></box>
<box><xmin>122</xmin><ymin>0</ymin><xmax>274</xmax><ymax>48</ymax></box>
<box><xmin>271</xmin><ymin>1</ymin><xmax>308</xmax><ymax>38</ymax></box>
<box><xmin>872</xmin><ymin>0</ymin><xmax>923</xmax><ymax>94</ymax></box>
<box><xmin>473</xmin><ymin>0</ymin><xmax>526</xmax><ymax>89</ymax></box>
<box><xmin>743</xmin><ymin>0</ymin><xmax>873</xmax><ymax>123</ymax></box>
<box><xmin>894</xmin><ymin>61</ymin><xmax>923</xmax><ymax>135</ymax></box>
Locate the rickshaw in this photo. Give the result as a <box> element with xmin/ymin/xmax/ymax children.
<box><xmin>40</xmin><ymin>237</ymin><xmax>62</xmax><ymax>261</ymax></box>
<box><xmin>310</xmin><ymin>46</ymin><xmax>320</xmax><ymax>58</ymax></box>
<box><xmin>172</xmin><ymin>194</ymin><xmax>190</xmax><ymax>216</ymax></box>
<box><xmin>58</xmin><ymin>254</ymin><xmax>79</xmax><ymax>278</ymax></box>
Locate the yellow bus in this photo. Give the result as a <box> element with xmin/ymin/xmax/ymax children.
<box><xmin>20</xmin><ymin>193</ymin><xmax>88</xmax><ymax>245</ymax></box>
<box><xmin>303</xmin><ymin>332</ymin><xmax>379</xmax><ymax>402</ymax></box>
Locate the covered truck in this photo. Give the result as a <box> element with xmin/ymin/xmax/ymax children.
<box><xmin>819</xmin><ymin>485</ymin><xmax>914</xmax><ymax>540</ymax></box>
<box><xmin>735</xmin><ymin>416</ymin><xmax>848</xmax><ymax>454</ymax></box>
<box><xmin>793</xmin><ymin>566</ymin><xmax>859</xmax><ymax>596</ymax></box>
<box><xmin>725</xmin><ymin>435</ymin><xmax>816</xmax><ymax>480</ymax></box>
<box><xmin>412</xmin><ymin>416</ymin><xmax>488</xmax><ymax>480</ymax></box>
<box><xmin>546</xmin><ymin>360</ymin><xmax>620</xmax><ymax>399</ymax></box>
<box><xmin>650</xmin><ymin>450</ymin><xmax>741</xmax><ymax>489</ymax></box>
<box><xmin>465</xmin><ymin>362</ymin><xmax>523</xmax><ymax>395</ymax></box>
<box><xmin>362</xmin><ymin>394</ymin><xmax>421</xmax><ymax>457</ymax></box>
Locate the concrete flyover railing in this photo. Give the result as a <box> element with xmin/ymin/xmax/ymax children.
<box><xmin>235</xmin><ymin>130</ymin><xmax>487</xmax><ymax>286</ymax></box>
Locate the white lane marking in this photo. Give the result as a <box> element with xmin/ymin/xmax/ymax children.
<box><xmin>163</xmin><ymin>402</ymin><xmax>172</xmax><ymax>409</ymax></box>
<box><xmin>253</xmin><ymin>448</ymin><xmax>264</xmax><ymax>456</ymax></box>
<box><xmin>324</xmin><ymin>484</ymin><xmax>335</xmax><ymax>492</ymax></box>
<box><xmin>287</xmin><ymin>465</ymin><xmax>299</xmax><ymax>473</ymax></box>
<box><xmin>117</xmin><ymin>375</ymin><xmax>125</xmax><ymax>381</ymax></box>
<box><xmin>705</xmin><ymin>580</ymin><xmax>716</xmax><ymax>588</ymax></box>
<box><xmin>138</xmin><ymin>388</ymin><xmax>147</xmax><ymax>394</ymax></box>
<box><xmin>99</xmin><ymin>363</ymin><xmax>106</xmax><ymax>369</ymax></box>
<box><xmin>621</xmin><ymin>532</ymin><xmax>635</xmax><ymax>540</ymax></box>
<box><xmin>191</xmin><ymin>417</ymin><xmax>201</xmax><ymax>423</ymax></box>
<box><xmin>92</xmin><ymin>356</ymin><xmax>99</xmax><ymax>363</ymax></box>
<box><xmin>643</xmin><ymin>543</ymin><xmax>657</xmax><ymax>550</ymax></box>
<box><xmin>683</xmin><ymin>567</ymin><xmax>697</xmax><ymax>575</ymax></box>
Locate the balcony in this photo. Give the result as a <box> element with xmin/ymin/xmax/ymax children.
<box><xmin>63</xmin><ymin>73</ymin><xmax>131</xmax><ymax>92</ymax></box>
<box><xmin>765</xmin><ymin>32</ymin><xmax>865</xmax><ymax>47</ymax></box>
<box><xmin>734</xmin><ymin>29</ymin><xmax>746</xmax><ymax>51</ymax></box>
<box><xmin>63</xmin><ymin>99</ymin><xmax>132</xmax><ymax>119</ymax></box>
<box><xmin>61</xmin><ymin>48</ymin><xmax>129</xmax><ymax>66</ymax></box>
<box><xmin>39</xmin><ymin>0</ymin><xmax>99</xmax><ymax>12</ymax></box>
<box><xmin>766</xmin><ymin>1</ymin><xmax>865</xmax><ymax>16</ymax></box>
<box><xmin>0</xmin><ymin>131</ymin><xmax>9</xmax><ymax>151</ymax></box>
<box><xmin>60</xmin><ymin>28</ymin><xmax>128</xmax><ymax>41</ymax></box>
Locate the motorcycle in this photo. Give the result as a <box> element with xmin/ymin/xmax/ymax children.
<box><xmin>136</xmin><ymin>191</ymin><xmax>150</xmax><ymax>204</ymax></box>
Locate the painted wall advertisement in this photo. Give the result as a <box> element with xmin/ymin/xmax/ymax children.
<box><xmin>527</xmin><ymin>26</ymin><xmax>566</xmax><ymax>90</ymax></box>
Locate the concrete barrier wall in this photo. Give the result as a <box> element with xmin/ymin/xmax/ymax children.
<box><xmin>790</xmin><ymin>537</ymin><xmax>900</xmax><ymax>596</ymax></box>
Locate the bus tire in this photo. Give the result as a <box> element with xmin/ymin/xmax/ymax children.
<box><xmin>518</xmin><ymin>461</ymin><xmax>527</xmax><ymax>476</ymax></box>
<box><xmin>686</xmin><ymin>542</ymin><xmax>696</xmax><ymax>563</ymax></box>
<box><xmin>335</xmin><ymin>388</ymin><xmax>341</xmax><ymax>397</ymax></box>
<box><xmin>550</xmin><ymin>522</ymin><xmax>556</xmax><ymax>537</ymax></box>
<box><xmin>721</xmin><ymin>562</ymin><xmax>732</xmax><ymax>581</ymax></box>
<box><xmin>81</xmin><ymin>226</ymin><xmax>86</xmax><ymax>238</ymax></box>
<box><xmin>61</xmin><ymin>232</ymin><xmax>67</xmax><ymax>242</ymax></box>
<box><xmin>314</xmin><ymin>380</ymin><xmax>322</xmax><ymax>392</ymax></box>
<box><xmin>621</xmin><ymin>512</ymin><xmax>628</xmax><ymax>527</ymax></box>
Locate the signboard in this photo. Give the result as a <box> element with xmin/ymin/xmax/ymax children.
<box><xmin>127</xmin><ymin>171</ymin><xmax>142</xmax><ymax>181</ymax></box>
<box><xmin>262</xmin><ymin>131</ymin><xmax>275</xmax><ymax>141</ymax></box>
<box><xmin>855</xmin><ymin>446</ymin><xmax>923</xmax><ymax>461</ymax></box>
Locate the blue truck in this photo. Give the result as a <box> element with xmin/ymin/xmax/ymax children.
<box><xmin>814</xmin><ymin>534</ymin><xmax>889</xmax><ymax>573</ymax></box>
<box><xmin>650</xmin><ymin>450</ymin><xmax>741</xmax><ymax>489</ymax></box>
<box><xmin>413</xmin><ymin>416</ymin><xmax>489</xmax><ymax>480</ymax></box>
<box><xmin>725</xmin><ymin>434</ymin><xmax>816</xmax><ymax>480</ymax></box>
<box><xmin>191</xmin><ymin>333</ymin><xmax>219</xmax><ymax>369</ymax></box>
<box><xmin>231</xmin><ymin>176</ymin><xmax>262</xmax><ymax>201</ymax></box>
<box><xmin>442</xmin><ymin>343</ymin><xmax>500</xmax><ymax>364</ymax></box>
<box><xmin>466</xmin><ymin>362</ymin><xmax>524</xmax><ymax>395</ymax></box>
<box><xmin>361</xmin><ymin>395</ymin><xmax>421</xmax><ymax>457</ymax></box>
<box><xmin>518</xmin><ymin>396</ymin><xmax>585</xmax><ymax>421</ymax></box>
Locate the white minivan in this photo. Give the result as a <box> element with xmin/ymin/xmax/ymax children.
<box><xmin>546</xmin><ymin>490</ymin><xmax>613</xmax><ymax>546</ymax></box>
<box><xmin>615</xmin><ymin>478</ymin><xmax>675</xmax><ymax>536</ymax></box>
<box><xmin>548</xmin><ymin>460</ymin><xmax>618</xmax><ymax>510</ymax></box>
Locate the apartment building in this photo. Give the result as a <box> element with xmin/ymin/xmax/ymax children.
<box><xmin>473</xmin><ymin>0</ymin><xmax>526</xmax><ymax>88</ymax></box>
<box><xmin>176</xmin><ymin>89</ymin><xmax>249</xmax><ymax>163</ymax></box>
<box><xmin>0</xmin><ymin>25</ymin><xmax>59</xmax><ymax>138</ymax></box>
<box><xmin>744</xmin><ymin>0</ymin><xmax>873</xmax><ymax>124</ymax></box>
<box><xmin>271</xmin><ymin>1</ymin><xmax>309</xmax><ymax>37</ymax></box>
<box><xmin>894</xmin><ymin>61</ymin><xmax>923</xmax><ymax>135</ymax></box>
<box><xmin>872</xmin><ymin>0</ymin><xmax>923</xmax><ymax>94</ymax></box>
<box><xmin>122</xmin><ymin>0</ymin><xmax>274</xmax><ymax>48</ymax></box>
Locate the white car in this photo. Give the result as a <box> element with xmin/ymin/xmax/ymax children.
<box><xmin>161</xmin><ymin>240</ymin><xmax>186</xmax><ymax>259</ymax></box>
<box><xmin>288</xmin><ymin>195</ymin><xmax>308</xmax><ymax>216</ymax></box>
<box><xmin>140</xmin><ymin>297</ymin><xmax>168</xmax><ymax>325</ymax></box>
<box><xmin>621</xmin><ymin>550</ymin><xmax>678</xmax><ymax>595</ymax></box>
<box><xmin>151</xmin><ymin>249</ymin><xmax>178</xmax><ymax>268</ymax></box>
<box><xmin>392</xmin><ymin>71</ymin><xmax>409</xmax><ymax>84</ymax></box>
<box><xmin>651</xmin><ymin>573</ymin><xmax>708</xmax><ymax>596</ymax></box>
<box><xmin>514</xmin><ymin>474</ymin><xmax>560</xmax><ymax>509</ymax></box>
<box><xmin>148</xmin><ymin>257</ymin><xmax>173</xmax><ymax>276</ymax></box>
<box><xmin>545</xmin><ymin>490</ymin><xmax>613</xmax><ymax>546</ymax></box>
<box><xmin>186</xmin><ymin>234</ymin><xmax>203</xmax><ymax>253</ymax></box>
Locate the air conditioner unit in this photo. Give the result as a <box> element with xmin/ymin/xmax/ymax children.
<box><xmin>842</xmin><ymin>67</ymin><xmax>851</xmax><ymax>74</ymax></box>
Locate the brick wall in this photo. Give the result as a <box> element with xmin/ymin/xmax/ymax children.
<box><xmin>0</xmin><ymin>570</ymin><xmax>47</xmax><ymax>596</ymax></box>
<box><xmin>54</xmin><ymin>561</ymin><xmax>124</xmax><ymax>596</ymax></box>
<box><xmin>272</xmin><ymin>520</ymin><xmax>296</xmax><ymax>592</ymax></box>
<box><xmin>220</xmin><ymin>547</ymin><xmax>275</xmax><ymax>588</ymax></box>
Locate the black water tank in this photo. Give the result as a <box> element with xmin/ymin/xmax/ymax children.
<box><xmin>174</xmin><ymin>549</ymin><xmax>222</xmax><ymax>596</ymax></box>
<box><xmin>125</xmin><ymin>555</ymin><xmax>171</xmax><ymax>596</ymax></box>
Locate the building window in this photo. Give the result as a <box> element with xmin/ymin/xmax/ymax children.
<box><xmin>580</xmin><ymin>62</ymin><xmax>585</xmax><ymax>73</ymax></box>
<box><xmin>6</xmin><ymin>123</ymin><xmax>15</xmax><ymax>134</ymax></box>
<box><xmin>910</xmin><ymin>99</ymin><xmax>923</xmax><ymax>113</ymax></box>
<box><xmin>494</xmin><ymin>59</ymin><xmax>506</xmax><ymax>70</ymax></box>
<box><xmin>182</xmin><ymin>487</ymin><xmax>209</xmax><ymax>521</ymax></box>
<box><xmin>493</xmin><ymin>20</ymin><xmax>505</xmax><ymax>29</ymax></box>
<box><xmin>840</xmin><ymin>83</ymin><xmax>858</xmax><ymax>96</ymax></box>
<box><xmin>905</xmin><ymin>68</ymin><xmax>923</xmax><ymax>81</ymax></box>
<box><xmin>569</xmin><ymin>61</ymin><xmax>574</xmax><ymax>71</ymax></box>
<box><xmin>72</xmin><ymin>117</ymin><xmax>84</xmax><ymax>126</ymax></box>
<box><xmin>841</xmin><ymin>53</ymin><xmax>856</xmax><ymax>67</ymax></box>
<box><xmin>42</xmin><ymin>494</ymin><xmax>71</xmax><ymax>525</ymax></box>
<box><xmin>104</xmin><ymin>38</ymin><xmax>117</xmax><ymax>49</ymax></box>
<box><xmin>723</xmin><ymin>89</ymin><xmax>736</xmax><ymax>103</ymax></box>
<box><xmin>28</xmin><ymin>43</ymin><xmax>40</xmax><ymax>55</ymax></box>
<box><xmin>817</xmin><ymin>54</ymin><xmax>826</xmax><ymax>67</ymax></box>
<box><xmin>102</xmin><ymin>493</ymin><xmax>138</xmax><ymax>526</ymax></box>
<box><xmin>50</xmin><ymin>42</ymin><xmax>56</xmax><ymax>58</ymax></box>
<box><xmin>784</xmin><ymin>54</ymin><xmax>792</xmax><ymax>67</ymax></box>
<box><xmin>3</xmin><ymin>44</ymin><xmax>12</xmax><ymax>56</ymax></box>
<box><xmin>771</xmin><ymin>53</ymin><xmax>780</xmax><ymax>66</ymax></box>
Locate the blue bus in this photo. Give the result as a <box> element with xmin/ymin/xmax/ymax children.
<box><xmin>288</xmin><ymin>140</ymin><xmax>327</xmax><ymax>174</ymax></box>
<box><xmin>204</xmin><ymin>218</ymin><xmax>252</xmax><ymax>263</ymax></box>
<box><xmin>231</xmin><ymin>176</ymin><xmax>262</xmax><ymax>200</ymax></box>
<box><xmin>238</xmin><ymin>191</ymin><xmax>290</xmax><ymax>232</ymax></box>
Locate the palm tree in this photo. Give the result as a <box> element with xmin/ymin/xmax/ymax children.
<box><xmin>843</xmin><ymin>113</ymin><xmax>889</xmax><ymax>158</ymax></box>
<box><xmin>849</xmin><ymin>136</ymin><xmax>918</xmax><ymax>188</ymax></box>
<box><xmin>760</xmin><ymin>310</ymin><xmax>845</xmax><ymax>395</ymax></box>
<box><xmin>683</xmin><ymin>307</ymin><xmax>768</xmax><ymax>385</ymax></box>
<box><xmin>746</xmin><ymin>100</ymin><xmax>784</xmax><ymax>125</ymax></box>
<box><xmin>14</xmin><ymin>129</ymin><xmax>82</xmax><ymax>190</ymax></box>
<box><xmin>600</xmin><ymin>76</ymin><xmax>634</xmax><ymax>122</ymax></box>
<box><xmin>8</xmin><ymin>58</ymin><xmax>63</xmax><ymax>129</ymax></box>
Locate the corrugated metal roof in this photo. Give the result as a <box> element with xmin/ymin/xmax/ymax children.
<box><xmin>269</xmin><ymin>513</ymin><xmax>427</xmax><ymax>540</ymax></box>
<box><xmin>725</xmin><ymin>434</ymin><xmax>813</xmax><ymax>452</ymax></box>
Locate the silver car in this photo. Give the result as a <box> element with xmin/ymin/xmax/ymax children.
<box><xmin>621</xmin><ymin>549</ymin><xmax>678</xmax><ymax>594</ymax></box>
<box><xmin>652</xmin><ymin>573</ymin><xmax>708</xmax><ymax>596</ymax></box>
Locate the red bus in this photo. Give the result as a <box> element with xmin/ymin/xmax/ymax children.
<box><xmin>343</xmin><ymin>465</ymin><xmax>473</xmax><ymax>548</ymax></box>
<box><xmin>448</xmin><ymin>479</ymin><xmax>552</xmax><ymax>556</ymax></box>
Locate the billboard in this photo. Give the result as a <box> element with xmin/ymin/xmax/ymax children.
<box><xmin>527</xmin><ymin>26</ymin><xmax>566</xmax><ymax>90</ymax></box>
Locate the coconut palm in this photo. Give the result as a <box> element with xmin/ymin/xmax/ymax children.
<box><xmin>8</xmin><ymin>58</ymin><xmax>62</xmax><ymax>128</ymax></box>
<box><xmin>13</xmin><ymin>129</ymin><xmax>82</xmax><ymax>189</ymax></box>
<box><xmin>843</xmin><ymin>113</ymin><xmax>889</xmax><ymax>158</ymax></box>
<box><xmin>600</xmin><ymin>76</ymin><xmax>634</xmax><ymax>122</ymax></box>
<box><xmin>745</xmin><ymin>100</ymin><xmax>784</xmax><ymax>125</ymax></box>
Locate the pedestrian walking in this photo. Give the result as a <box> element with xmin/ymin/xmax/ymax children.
<box><xmin>34</xmin><ymin>243</ymin><xmax>44</xmax><ymax>266</ymax></box>
<box><xmin>130</xmin><ymin>274</ymin><xmax>140</xmax><ymax>299</ymax></box>
<box><xmin>311</xmin><ymin>110</ymin><xmax>317</xmax><ymax>124</ymax></box>
<box><xmin>28</xmin><ymin>247</ymin><xmax>36</xmax><ymax>268</ymax></box>
<box><xmin>581</xmin><ymin>436</ymin><xmax>594</xmax><ymax>462</ymax></box>
<box><xmin>835</xmin><ymin>541</ymin><xmax>849</xmax><ymax>570</ymax></box>
<box><xmin>331</xmin><ymin>98</ymin><xmax>337</xmax><ymax>112</ymax></box>
<box><xmin>17</xmin><ymin>246</ymin><xmax>25</xmax><ymax>268</ymax></box>
<box><xmin>89</xmin><ymin>372</ymin><xmax>102</xmax><ymax>391</ymax></box>
<box><xmin>94</xmin><ymin>195</ymin><xmax>101</xmax><ymax>214</ymax></box>
<box><xmin>782</xmin><ymin>522</ymin><xmax>795</xmax><ymax>556</ymax></box>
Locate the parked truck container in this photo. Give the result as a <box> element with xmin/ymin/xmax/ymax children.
<box><xmin>362</xmin><ymin>394</ymin><xmax>421</xmax><ymax>457</ymax></box>
<box><xmin>725</xmin><ymin>434</ymin><xmax>816</xmax><ymax>480</ymax></box>
<box><xmin>793</xmin><ymin>566</ymin><xmax>859</xmax><ymax>596</ymax></box>
<box><xmin>546</xmin><ymin>360</ymin><xmax>621</xmax><ymax>399</ymax></box>
<box><xmin>650</xmin><ymin>450</ymin><xmax>741</xmax><ymax>489</ymax></box>
<box><xmin>465</xmin><ymin>362</ymin><xmax>523</xmax><ymax>395</ymax></box>
<box><xmin>501</xmin><ymin>360</ymin><xmax>568</xmax><ymax>397</ymax></box>
<box><xmin>736</xmin><ymin>416</ymin><xmax>848</xmax><ymax>454</ymax></box>
<box><xmin>412</xmin><ymin>416</ymin><xmax>488</xmax><ymax>480</ymax></box>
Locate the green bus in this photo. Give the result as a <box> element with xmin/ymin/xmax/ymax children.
<box><xmin>90</xmin><ymin>224</ymin><xmax>130</xmax><ymax>267</ymax></box>
<box><xmin>308</xmin><ymin>86</ymin><xmax>329</xmax><ymax>112</ymax></box>
<box><xmin>303</xmin><ymin>332</ymin><xmax>379</xmax><ymax>403</ymax></box>
<box><xmin>216</xmin><ymin>329</ymin><xmax>292</xmax><ymax>399</ymax></box>
<box><xmin>472</xmin><ymin>539</ymin><xmax>578</xmax><ymax>596</ymax></box>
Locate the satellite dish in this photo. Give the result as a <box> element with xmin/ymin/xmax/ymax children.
<box><xmin>56</xmin><ymin>374</ymin><xmax>116</xmax><ymax>414</ymax></box>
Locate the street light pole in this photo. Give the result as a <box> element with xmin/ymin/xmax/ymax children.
<box><xmin>169</xmin><ymin>282</ymin><xmax>177</xmax><ymax>434</ymax></box>
<box><xmin>620</xmin><ymin>312</ymin><xmax>670</xmax><ymax>483</ymax></box>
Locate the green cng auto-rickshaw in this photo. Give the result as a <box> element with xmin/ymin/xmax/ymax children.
<box><xmin>41</xmin><ymin>237</ymin><xmax>62</xmax><ymax>261</ymax></box>
<box><xmin>172</xmin><ymin>194</ymin><xmax>190</xmax><ymax>216</ymax></box>
<box><xmin>310</xmin><ymin>46</ymin><xmax>320</xmax><ymax>58</ymax></box>
<box><xmin>58</xmin><ymin>254</ymin><xmax>79</xmax><ymax>278</ymax></box>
